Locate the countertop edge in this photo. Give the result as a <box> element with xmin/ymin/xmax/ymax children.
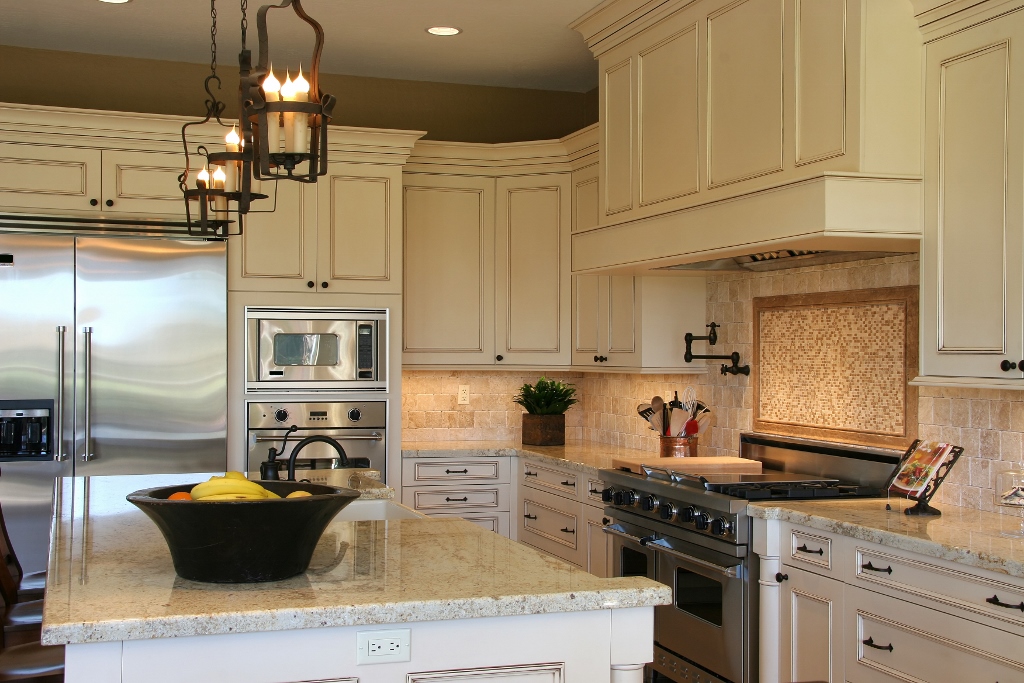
<box><xmin>400</xmin><ymin>445</ymin><xmax>615</xmax><ymax>475</ymax></box>
<box><xmin>40</xmin><ymin>585</ymin><xmax>672</xmax><ymax>646</ymax></box>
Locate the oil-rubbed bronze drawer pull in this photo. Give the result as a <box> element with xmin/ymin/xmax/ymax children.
<box><xmin>444</xmin><ymin>497</ymin><xmax>469</xmax><ymax>503</ymax></box>
<box><xmin>986</xmin><ymin>595</ymin><xmax>1024</xmax><ymax>612</ymax></box>
<box><xmin>561</xmin><ymin>480</ymin><xmax>575</xmax><ymax>487</ymax></box>
<box><xmin>861</xmin><ymin>561</ymin><xmax>893</xmax><ymax>575</ymax></box>
<box><xmin>445</xmin><ymin>469</ymin><xmax>469</xmax><ymax>474</ymax></box>
<box><xmin>796</xmin><ymin>543</ymin><xmax>824</xmax><ymax>556</ymax></box>
<box><xmin>525</xmin><ymin>471</ymin><xmax>538</xmax><ymax>477</ymax></box>
<box><xmin>561</xmin><ymin>527</ymin><xmax>575</xmax><ymax>534</ymax></box>
<box><xmin>524</xmin><ymin>514</ymin><xmax>537</xmax><ymax>520</ymax></box>
<box><xmin>863</xmin><ymin>637</ymin><xmax>893</xmax><ymax>652</ymax></box>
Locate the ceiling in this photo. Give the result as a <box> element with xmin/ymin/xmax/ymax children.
<box><xmin>0</xmin><ymin>0</ymin><xmax>604</xmax><ymax>92</ymax></box>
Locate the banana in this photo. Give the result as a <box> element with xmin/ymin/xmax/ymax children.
<box><xmin>286</xmin><ymin>490</ymin><xmax>312</xmax><ymax>498</ymax></box>
<box><xmin>223</xmin><ymin>471</ymin><xmax>248</xmax><ymax>481</ymax></box>
<box><xmin>195</xmin><ymin>492</ymin><xmax>265</xmax><ymax>501</ymax></box>
<box><xmin>190</xmin><ymin>477</ymin><xmax>270</xmax><ymax>500</ymax></box>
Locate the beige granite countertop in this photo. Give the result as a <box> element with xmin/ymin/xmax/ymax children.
<box><xmin>401</xmin><ymin>440</ymin><xmax>654</xmax><ymax>474</ymax></box>
<box><xmin>748</xmin><ymin>498</ymin><xmax>1024</xmax><ymax>579</ymax></box>
<box><xmin>42</xmin><ymin>473</ymin><xmax>669</xmax><ymax>645</ymax></box>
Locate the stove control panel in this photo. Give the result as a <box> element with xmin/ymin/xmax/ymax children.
<box><xmin>600</xmin><ymin>485</ymin><xmax>738</xmax><ymax>542</ymax></box>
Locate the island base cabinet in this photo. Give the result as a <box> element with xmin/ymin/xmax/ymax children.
<box><xmin>66</xmin><ymin>608</ymin><xmax>655</xmax><ymax>683</ymax></box>
<box><xmin>778</xmin><ymin>565</ymin><xmax>844</xmax><ymax>683</ymax></box>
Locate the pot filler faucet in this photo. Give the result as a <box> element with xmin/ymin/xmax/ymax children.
<box><xmin>260</xmin><ymin>426</ymin><xmax>350</xmax><ymax>481</ymax></box>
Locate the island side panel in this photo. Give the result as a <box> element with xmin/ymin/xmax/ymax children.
<box><xmin>65</xmin><ymin>642</ymin><xmax>122</xmax><ymax>683</ymax></box>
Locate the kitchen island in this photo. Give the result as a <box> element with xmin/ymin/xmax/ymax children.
<box><xmin>43</xmin><ymin>473</ymin><xmax>669</xmax><ymax>683</ymax></box>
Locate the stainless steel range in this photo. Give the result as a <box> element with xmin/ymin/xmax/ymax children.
<box><xmin>599</xmin><ymin>433</ymin><xmax>900</xmax><ymax>683</ymax></box>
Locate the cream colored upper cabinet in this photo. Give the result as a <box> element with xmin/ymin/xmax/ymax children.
<box><xmin>0</xmin><ymin>142</ymin><xmax>103</xmax><ymax>213</ymax></box>
<box><xmin>99</xmin><ymin>149</ymin><xmax>187</xmax><ymax>216</ymax></box>
<box><xmin>402</xmin><ymin>174</ymin><xmax>496</xmax><ymax>365</ymax></box>
<box><xmin>228</xmin><ymin>180</ymin><xmax>317</xmax><ymax>292</ymax></box>
<box><xmin>920</xmin><ymin>8</ymin><xmax>1024</xmax><ymax>380</ymax></box>
<box><xmin>495</xmin><ymin>174</ymin><xmax>572</xmax><ymax>365</ymax></box>
<box><xmin>316</xmin><ymin>161</ymin><xmax>403</xmax><ymax>294</ymax></box>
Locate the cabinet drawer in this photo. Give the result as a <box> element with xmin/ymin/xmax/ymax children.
<box><xmin>402</xmin><ymin>457</ymin><xmax>510</xmax><ymax>485</ymax></box>
<box><xmin>784</xmin><ymin>526</ymin><xmax>834</xmax><ymax>574</ymax></box>
<box><xmin>854</xmin><ymin>545</ymin><xmax>1024</xmax><ymax>633</ymax></box>
<box><xmin>585</xmin><ymin>477</ymin><xmax>606</xmax><ymax>504</ymax></box>
<box><xmin>402</xmin><ymin>484</ymin><xmax>510</xmax><ymax>512</ymax></box>
<box><xmin>521</xmin><ymin>459</ymin><xmax>579</xmax><ymax>498</ymax></box>
<box><xmin>847</xmin><ymin>585</ymin><xmax>1024</xmax><ymax>683</ymax></box>
<box><xmin>518</xmin><ymin>486</ymin><xmax>584</xmax><ymax>567</ymax></box>
<box><xmin>429</xmin><ymin>511</ymin><xmax>511</xmax><ymax>538</ymax></box>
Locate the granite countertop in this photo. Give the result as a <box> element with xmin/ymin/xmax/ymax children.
<box><xmin>42</xmin><ymin>473</ymin><xmax>670</xmax><ymax>645</ymax></box>
<box><xmin>401</xmin><ymin>440</ymin><xmax>655</xmax><ymax>474</ymax></box>
<box><xmin>748</xmin><ymin>498</ymin><xmax>1024</xmax><ymax>579</ymax></box>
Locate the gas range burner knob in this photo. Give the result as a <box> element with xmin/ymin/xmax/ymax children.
<box><xmin>679</xmin><ymin>506</ymin><xmax>696</xmax><ymax>523</ymax></box>
<box><xmin>640</xmin><ymin>495</ymin><xmax>658</xmax><ymax>512</ymax></box>
<box><xmin>693</xmin><ymin>511</ymin><xmax>710</xmax><ymax>531</ymax></box>
<box><xmin>711</xmin><ymin>517</ymin><xmax>733</xmax><ymax>536</ymax></box>
<box><xmin>601</xmin><ymin>488</ymin><xmax>614</xmax><ymax>503</ymax></box>
<box><xmin>658</xmin><ymin>502</ymin><xmax>677</xmax><ymax>520</ymax></box>
<box><xmin>274</xmin><ymin>408</ymin><xmax>289</xmax><ymax>423</ymax></box>
<box><xmin>613</xmin><ymin>490</ymin><xmax>637</xmax><ymax>507</ymax></box>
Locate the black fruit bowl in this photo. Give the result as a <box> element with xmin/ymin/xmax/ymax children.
<box><xmin>127</xmin><ymin>481</ymin><xmax>361</xmax><ymax>583</ymax></box>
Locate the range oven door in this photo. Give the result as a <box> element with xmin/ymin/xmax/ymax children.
<box><xmin>605</xmin><ymin>515</ymin><xmax>747</xmax><ymax>683</ymax></box>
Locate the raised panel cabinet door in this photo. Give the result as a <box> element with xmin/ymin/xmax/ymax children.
<box><xmin>639</xmin><ymin>21</ymin><xmax>700</xmax><ymax>206</ymax></box>
<box><xmin>794</xmin><ymin>0</ymin><xmax>847</xmax><ymax>165</ymax></box>
<box><xmin>495</xmin><ymin>174</ymin><xmax>571</xmax><ymax>365</ymax></box>
<box><xmin>921</xmin><ymin>15</ymin><xmax>1024</xmax><ymax>378</ymax></box>
<box><xmin>317</xmin><ymin>162</ymin><xmax>402</xmax><ymax>294</ymax></box>
<box><xmin>572</xmin><ymin>275</ymin><xmax>601</xmax><ymax>365</ymax></box>
<box><xmin>707</xmin><ymin>0</ymin><xmax>785</xmax><ymax>188</ymax></box>
<box><xmin>0</xmin><ymin>142</ymin><xmax>102</xmax><ymax>212</ymax></box>
<box><xmin>227</xmin><ymin>180</ymin><xmax>316</xmax><ymax>292</ymax></box>
<box><xmin>603</xmin><ymin>55</ymin><xmax>635</xmax><ymax>218</ymax></box>
<box><xmin>601</xmin><ymin>275</ymin><xmax>641</xmax><ymax>367</ymax></box>
<box><xmin>402</xmin><ymin>174</ymin><xmax>495</xmax><ymax>365</ymax></box>
<box><xmin>572</xmin><ymin>163</ymin><xmax>599</xmax><ymax>234</ymax></box>
<box><xmin>100</xmin><ymin>149</ymin><xmax>187</xmax><ymax>216</ymax></box>
<box><xmin>582</xmin><ymin>504</ymin><xmax>610</xmax><ymax>578</ymax></box>
<box><xmin>779</xmin><ymin>566</ymin><xmax>844</xmax><ymax>683</ymax></box>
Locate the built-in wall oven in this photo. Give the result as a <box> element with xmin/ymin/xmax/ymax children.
<box><xmin>245</xmin><ymin>307</ymin><xmax>387</xmax><ymax>392</ymax></box>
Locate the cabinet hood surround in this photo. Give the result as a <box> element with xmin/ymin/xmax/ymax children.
<box><xmin>569</xmin><ymin>0</ymin><xmax>924</xmax><ymax>275</ymax></box>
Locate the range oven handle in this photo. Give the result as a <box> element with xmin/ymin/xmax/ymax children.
<box><xmin>602</xmin><ymin>525</ymin><xmax>739</xmax><ymax>579</ymax></box>
<box><xmin>252</xmin><ymin>432</ymin><xmax>383</xmax><ymax>443</ymax></box>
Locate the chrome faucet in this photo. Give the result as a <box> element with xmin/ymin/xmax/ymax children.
<box><xmin>285</xmin><ymin>435</ymin><xmax>350</xmax><ymax>481</ymax></box>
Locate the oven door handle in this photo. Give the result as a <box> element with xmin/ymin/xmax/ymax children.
<box><xmin>601</xmin><ymin>525</ymin><xmax>655</xmax><ymax>546</ymax></box>
<box><xmin>253</xmin><ymin>432</ymin><xmax>383</xmax><ymax>443</ymax></box>
<box><xmin>646</xmin><ymin>539</ymin><xmax>740</xmax><ymax>579</ymax></box>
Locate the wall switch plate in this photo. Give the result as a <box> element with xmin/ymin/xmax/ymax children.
<box><xmin>357</xmin><ymin>628</ymin><xmax>411</xmax><ymax>664</ymax></box>
<box><xmin>457</xmin><ymin>385</ymin><xmax>470</xmax><ymax>405</ymax></box>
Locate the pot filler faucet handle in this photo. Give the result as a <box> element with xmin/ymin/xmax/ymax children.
<box><xmin>286</xmin><ymin>435</ymin><xmax>350</xmax><ymax>482</ymax></box>
<box><xmin>260</xmin><ymin>425</ymin><xmax>299</xmax><ymax>480</ymax></box>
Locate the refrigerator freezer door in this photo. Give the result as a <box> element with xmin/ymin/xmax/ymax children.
<box><xmin>0</xmin><ymin>233</ymin><xmax>75</xmax><ymax>572</ymax></box>
<box><xmin>74</xmin><ymin>237</ymin><xmax>227</xmax><ymax>475</ymax></box>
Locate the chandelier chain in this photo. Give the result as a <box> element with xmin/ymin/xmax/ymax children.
<box><xmin>240</xmin><ymin>0</ymin><xmax>248</xmax><ymax>50</ymax></box>
<box><xmin>209</xmin><ymin>0</ymin><xmax>218</xmax><ymax>75</ymax></box>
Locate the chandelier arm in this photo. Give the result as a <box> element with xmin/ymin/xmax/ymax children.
<box><xmin>253</xmin><ymin>0</ymin><xmax>325</xmax><ymax>103</ymax></box>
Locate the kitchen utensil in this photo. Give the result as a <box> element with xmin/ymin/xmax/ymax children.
<box><xmin>696</xmin><ymin>412</ymin><xmax>712</xmax><ymax>436</ymax></box>
<box><xmin>681</xmin><ymin>386</ymin><xmax>696</xmax><ymax>413</ymax></box>
<box><xmin>637</xmin><ymin>404</ymin><xmax>654</xmax><ymax>421</ymax></box>
<box><xmin>684</xmin><ymin>419</ymin><xmax>700</xmax><ymax>437</ymax></box>
<box><xmin>651</xmin><ymin>396</ymin><xmax>665</xmax><ymax>435</ymax></box>
<box><xmin>669</xmin><ymin>409</ymin><xmax>687</xmax><ymax>437</ymax></box>
<box><xmin>650</xmin><ymin>411</ymin><xmax>664</xmax><ymax>435</ymax></box>
<box><xmin>668</xmin><ymin>391</ymin><xmax>684</xmax><ymax>411</ymax></box>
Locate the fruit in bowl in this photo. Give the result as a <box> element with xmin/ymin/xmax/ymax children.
<box><xmin>127</xmin><ymin>476</ymin><xmax>361</xmax><ymax>583</ymax></box>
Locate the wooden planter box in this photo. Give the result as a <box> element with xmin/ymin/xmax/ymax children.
<box><xmin>521</xmin><ymin>414</ymin><xmax>565</xmax><ymax>446</ymax></box>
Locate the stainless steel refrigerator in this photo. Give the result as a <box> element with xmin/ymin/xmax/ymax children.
<box><xmin>0</xmin><ymin>232</ymin><xmax>226</xmax><ymax>572</ymax></box>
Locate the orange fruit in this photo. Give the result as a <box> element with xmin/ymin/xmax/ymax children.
<box><xmin>168</xmin><ymin>491</ymin><xmax>192</xmax><ymax>501</ymax></box>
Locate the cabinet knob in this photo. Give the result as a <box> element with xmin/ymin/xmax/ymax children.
<box><xmin>307</xmin><ymin>281</ymin><xmax>315</xmax><ymax>288</ymax></box>
<box><xmin>495</xmin><ymin>355</ymin><xmax>504</xmax><ymax>361</ymax></box>
<box><xmin>775</xmin><ymin>572</ymin><xmax>789</xmax><ymax>582</ymax></box>
<box><xmin>1001</xmin><ymin>360</ymin><xmax>1018</xmax><ymax>372</ymax></box>
<box><xmin>321</xmin><ymin>282</ymin><xmax>328</xmax><ymax>289</ymax></box>
<box><xmin>89</xmin><ymin>199</ymin><xmax>99</xmax><ymax>207</ymax></box>
<box><xmin>105</xmin><ymin>199</ymin><xmax>114</xmax><ymax>207</ymax></box>
<box><xmin>594</xmin><ymin>355</ymin><xmax>608</xmax><ymax>363</ymax></box>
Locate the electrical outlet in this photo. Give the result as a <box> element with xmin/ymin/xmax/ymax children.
<box><xmin>357</xmin><ymin>629</ymin><xmax>411</xmax><ymax>664</ymax></box>
<box><xmin>457</xmin><ymin>385</ymin><xmax>470</xmax><ymax>405</ymax></box>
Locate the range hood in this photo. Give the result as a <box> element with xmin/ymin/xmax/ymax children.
<box><xmin>656</xmin><ymin>250</ymin><xmax>904</xmax><ymax>273</ymax></box>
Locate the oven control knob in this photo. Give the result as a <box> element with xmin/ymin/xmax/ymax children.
<box><xmin>679</xmin><ymin>506</ymin><xmax>696</xmax><ymax>523</ymax></box>
<box><xmin>274</xmin><ymin>409</ymin><xmax>289</xmax><ymax>423</ymax></box>
<box><xmin>658</xmin><ymin>502</ymin><xmax>677</xmax><ymax>521</ymax></box>
<box><xmin>614</xmin><ymin>490</ymin><xmax>637</xmax><ymax>506</ymax></box>
<box><xmin>640</xmin><ymin>495</ymin><xmax>659</xmax><ymax>512</ymax></box>
<box><xmin>601</xmin><ymin>488</ymin><xmax>614</xmax><ymax>503</ymax></box>
<box><xmin>348</xmin><ymin>408</ymin><xmax>361</xmax><ymax>422</ymax></box>
<box><xmin>693</xmin><ymin>511</ymin><xmax>710</xmax><ymax>531</ymax></box>
<box><xmin>712</xmin><ymin>517</ymin><xmax>733</xmax><ymax>536</ymax></box>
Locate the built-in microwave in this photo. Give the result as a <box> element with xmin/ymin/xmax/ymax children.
<box><xmin>245</xmin><ymin>307</ymin><xmax>387</xmax><ymax>392</ymax></box>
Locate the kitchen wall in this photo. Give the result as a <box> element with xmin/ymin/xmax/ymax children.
<box><xmin>0</xmin><ymin>45</ymin><xmax>598</xmax><ymax>143</ymax></box>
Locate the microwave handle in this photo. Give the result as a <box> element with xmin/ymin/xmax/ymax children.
<box><xmin>252</xmin><ymin>432</ymin><xmax>383</xmax><ymax>443</ymax></box>
<box><xmin>602</xmin><ymin>525</ymin><xmax>739</xmax><ymax>578</ymax></box>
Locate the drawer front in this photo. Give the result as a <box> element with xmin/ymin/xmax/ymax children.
<box><xmin>847</xmin><ymin>585</ymin><xmax>1024</xmax><ymax>683</ymax></box>
<box><xmin>429</xmin><ymin>511</ymin><xmax>511</xmax><ymax>537</ymax></box>
<box><xmin>854</xmin><ymin>545</ymin><xmax>1024</xmax><ymax>633</ymax></box>
<box><xmin>402</xmin><ymin>484</ymin><xmax>510</xmax><ymax>512</ymax></box>
<box><xmin>403</xmin><ymin>458</ymin><xmax>510</xmax><ymax>485</ymax></box>
<box><xmin>585</xmin><ymin>477</ymin><xmax>606</xmax><ymax>504</ymax></box>
<box><xmin>521</xmin><ymin>459</ymin><xmax>579</xmax><ymax>498</ymax></box>
<box><xmin>785</xmin><ymin>526</ymin><xmax>834</xmax><ymax>574</ymax></box>
<box><xmin>518</xmin><ymin>486</ymin><xmax>584</xmax><ymax>566</ymax></box>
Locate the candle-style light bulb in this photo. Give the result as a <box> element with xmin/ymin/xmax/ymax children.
<box><xmin>262</xmin><ymin>65</ymin><xmax>282</xmax><ymax>154</ymax></box>
<box><xmin>280</xmin><ymin>71</ymin><xmax>296</xmax><ymax>100</ymax></box>
<box><xmin>212</xmin><ymin>166</ymin><xmax>227</xmax><ymax>189</ymax></box>
<box><xmin>196</xmin><ymin>166</ymin><xmax>210</xmax><ymax>189</ymax></box>
<box><xmin>293</xmin><ymin>66</ymin><xmax>310</xmax><ymax>102</ymax></box>
<box><xmin>262</xmin><ymin>67</ymin><xmax>281</xmax><ymax>101</ymax></box>
<box><xmin>225</xmin><ymin>125</ymin><xmax>240</xmax><ymax>151</ymax></box>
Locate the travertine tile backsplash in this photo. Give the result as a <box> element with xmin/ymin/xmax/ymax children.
<box><xmin>402</xmin><ymin>253</ymin><xmax>1024</xmax><ymax>513</ymax></box>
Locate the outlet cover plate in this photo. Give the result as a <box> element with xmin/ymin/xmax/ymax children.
<box><xmin>457</xmin><ymin>385</ymin><xmax>470</xmax><ymax>405</ymax></box>
<box><xmin>357</xmin><ymin>628</ymin><xmax>411</xmax><ymax>664</ymax></box>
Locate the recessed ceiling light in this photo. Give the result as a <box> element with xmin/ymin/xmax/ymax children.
<box><xmin>98</xmin><ymin>0</ymin><xmax>132</xmax><ymax>3</ymax></box>
<box><xmin>426</xmin><ymin>26</ymin><xmax>461</xmax><ymax>36</ymax></box>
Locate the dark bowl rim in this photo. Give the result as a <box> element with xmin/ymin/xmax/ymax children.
<box><xmin>126</xmin><ymin>482</ymin><xmax>362</xmax><ymax>504</ymax></box>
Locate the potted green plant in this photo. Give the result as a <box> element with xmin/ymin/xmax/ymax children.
<box><xmin>513</xmin><ymin>377</ymin><xmax>578</xmax><ymax>446</ymax></box>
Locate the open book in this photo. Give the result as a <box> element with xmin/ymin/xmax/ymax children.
<box><xmin>888</xmin><ymin>441</ymin><xmax>956</xmax><ymax>498</ymax></box>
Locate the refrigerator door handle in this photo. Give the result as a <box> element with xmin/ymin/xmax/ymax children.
<box><xmin>55</xmin><ymin>325</ymin><xmax>67</xmax><ymax>461</ymax></box>
<box><xmin>81</xmin><ymin>327</ymin><xmax>94</xmax><ymax>462</ymax></box>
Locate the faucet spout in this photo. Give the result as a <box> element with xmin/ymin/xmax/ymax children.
<box><xmin>286</xmin><ymin>435</ymin><xmax>350</xmax><ymax>481</ymax></box>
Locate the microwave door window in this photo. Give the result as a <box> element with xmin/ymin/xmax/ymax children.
<box><xmin>273</xmin><ymin>334</ymin><xmax>340</xmax><ymax>367</ymax></box>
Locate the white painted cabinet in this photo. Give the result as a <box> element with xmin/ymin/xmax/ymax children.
<box><xmin>919</xmin><ymin>6</ymin><xmax>1024</xmax><ymax>381</ymax></box>
<box><xmin>778</xmin><ymin>565</ymin><xmax>844</xmax><ymax>683</ymax></box>
<box><xmin>401</xmin><ymin>455</ymin><xmax>513</xmax><ymax>538</ymax></box>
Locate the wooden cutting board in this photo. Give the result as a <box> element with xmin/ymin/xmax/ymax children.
<box><xmin>611</xmin><ymin>455</ymin><xmax>763</xmax><ymax>475</ymax></box>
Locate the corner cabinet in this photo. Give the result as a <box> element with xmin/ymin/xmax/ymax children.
<box><xmin>918</xmin><ymin>3</ymin><xmax>1024</xmax><ymax>383</ymax></box>
<box><xmin>229</xmin><ymin>127</ymin><xmax>422</xmax><ymax>295</ymax></box>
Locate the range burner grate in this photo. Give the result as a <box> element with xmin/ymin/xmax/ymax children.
<box><xmin>710</xmin><ymin>482</ymin><xmax>883</xmax><ymax>500</ymax></box>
